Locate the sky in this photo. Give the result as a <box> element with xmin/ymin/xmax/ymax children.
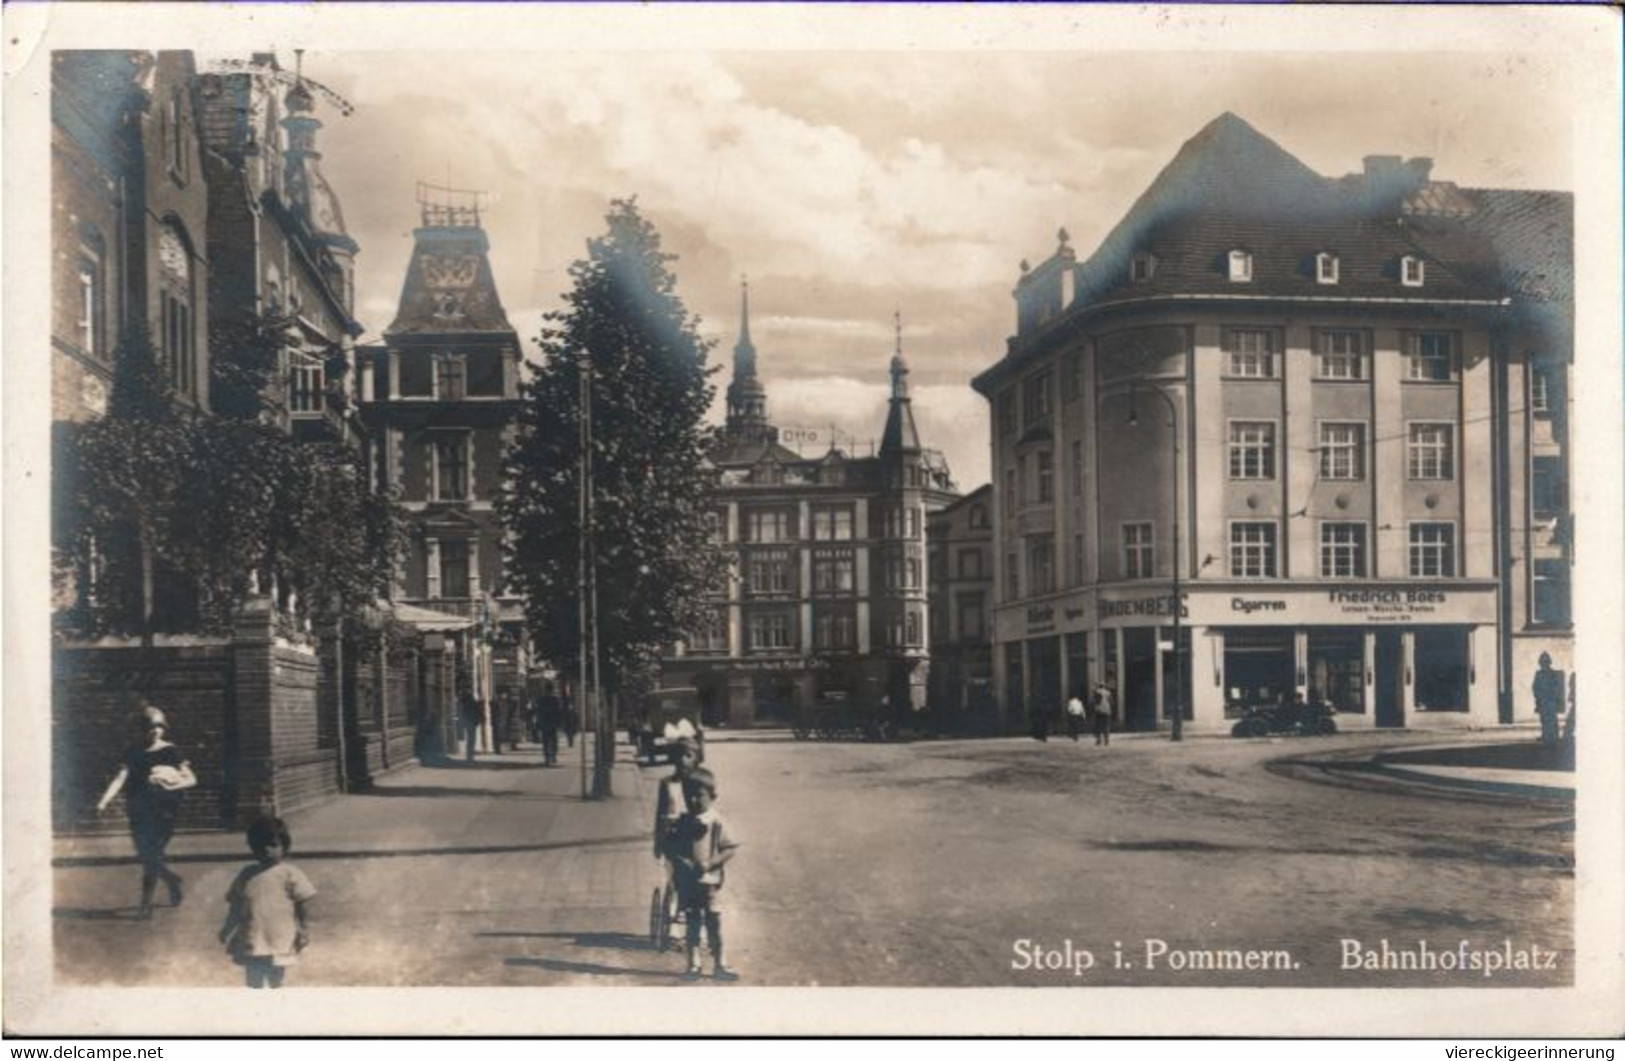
<box><xmin>249</xmin><ymin>44</ymin><xmax>1574</xmax><ymax>490</ymax></box>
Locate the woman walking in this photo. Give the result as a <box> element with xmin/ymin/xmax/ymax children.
<box><xmin>96</xmin><ymin>704</ymin><xmax>196</xmax><ymax>918</ymax></box>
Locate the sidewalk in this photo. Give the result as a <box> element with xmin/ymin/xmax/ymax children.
<box><xmin>51</xmin><ymin>738</ymin><xmax>697</xmax><ymax>987</ymax></box>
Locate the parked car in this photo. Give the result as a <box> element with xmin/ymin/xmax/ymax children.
<box><xmin>1230</xmin><ymin>696</ymin><xmax>1338</xmax><ymax>738</ymax></box>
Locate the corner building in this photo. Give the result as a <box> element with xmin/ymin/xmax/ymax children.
<box><xmin>973</xmin><ymin>113</ymin><xmax>1571</xmax><ymax>735</ymax></box>
<box><xmin>661</xmin><ymin>289</ymin><xmax>958</xmax><ymax>727</ymax></box>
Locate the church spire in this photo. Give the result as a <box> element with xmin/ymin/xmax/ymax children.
<box><xmin>725</xmin><ymin>275</ymin><xmax>773</xmax><ymax>443</ymax></box>
<box><xmin>880</xmin><ymin>308</ymin><xmax>921</xmax><ymax>455</ymax></box>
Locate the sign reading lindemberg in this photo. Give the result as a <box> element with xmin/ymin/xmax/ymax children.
<box><xmin>1098</xmin><ymin>594</ymin><xmax>1186</xmax><ymax>620</ymax></box>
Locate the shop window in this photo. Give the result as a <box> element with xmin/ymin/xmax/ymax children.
<box><xmin>1315</xmin><ymin>329</ymin><xmax>1365</xmax><ymax>380</ymax></box>
<box><xmin>1223</xmin><ymin>628</ymin><xmax>1294</xmax><ymax>716</ymax></box>
<box><xmin>1230</xmin><ymin>522</ymin><xmax>1278</xmax><ymax>578</ymax></box>
<box><xmin>1123</xmin><ymin>522</ymin><xmax>1154</xmax><ymax>579</ymax></box>
<box><xmin>1404</xmin><ymin>331</ymin><xmax>1455</xmax><ymax>381</ymax></box>
<box><xmin>1408</xmin><ymin>522</ymin><xmax>1456</xmax><ymax>578</ymax></box>
<box><xmin>1414</xmin><ymin>628</ymin><xmax>1469</xmax><ymax>711</ymax></box>
<box><xmin>1532</xmin><ymin>559</ymin><xmax>1570</xmax><ymax>626</ymax></box>
<box><xmin>1228</xmin><ymin>421</ymin><xmax>1276</xmax><ymax>479</ymax></box>
<box><xmin>1307</xmin><ymin>631</ymin><xmax>1364</xmax><ymax>713</ymax></box>
<box><xmin>1319</xmin><ymin>522</ymin><xmax>1368</xmax><ymax>578</ymax></box>
<box><xmin>1319</xmin><ymin>422</ymin><xmax>1367</xmax><ymax>480</ymax></box>
<box><xmin>1225</xmin><ymin>329</ymin><xmax>1275</xmax><ymax>378</ymax></box>
<box><xmin>1406</xmin><ymin>423</ymin><xmax>1454</xmax><ymax>480</ymax></box>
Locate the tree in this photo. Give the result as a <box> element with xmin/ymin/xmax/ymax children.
<box><xmin>500</xmin><ymin>199</ymin><xmax>726</xmax><ymax>791</ymax></box>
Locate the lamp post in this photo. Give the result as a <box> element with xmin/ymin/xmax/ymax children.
<box><xmin>1128</xmin><ymin>381</ymin><xmax>1184</xmax><ymax>742</ymax></box>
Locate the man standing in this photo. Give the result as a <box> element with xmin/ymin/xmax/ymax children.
<box><xmin>457</xmin><ymin>686</ymin><xmax>483</xmax><ymax>763</ymax></box>
<box><xmin>1532</xmin><ymin>653</ymin><xmax>1565</xmax><ymax>745</ymax></box>
<box><xmin>1092</xmin><ymin>683</ymin><xmax>1114</xmax><ymax>747</ymax></box>
<box><xmin>1065</xmin><ymin>693</ymin><xmax>1087</xmax><ymax>742</ymax></box>
<box><xmin>537</xmin><ymin>690</ymin><xmax>561</xmax><ymax>767</ymax></box>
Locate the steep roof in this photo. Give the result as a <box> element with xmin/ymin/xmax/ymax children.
<box><xmin>386</xmin><ymin>224</ymin><xmax>515</xmax><ymax>338</ymax></box>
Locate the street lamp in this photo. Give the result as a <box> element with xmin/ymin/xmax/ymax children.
<box><xmin>1128</xmin><ymin>381</ymin><xmax>1184</xmax><ymax>742</ymax></box>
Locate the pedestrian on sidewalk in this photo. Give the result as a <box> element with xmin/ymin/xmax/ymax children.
<box><xmin>1065</xmin><ymin>693</ymin><xmax>1086</xmax><ymax>742</ymax></box>
<box><xmin>537</xmin><ymin>690</ymin><xmax>562</xmax><ymax>766</ymax></box>
<box><xmin>560</xmin><ymin>698</ymin><xmax>579</xmax><ymax>749</ymax></box>
<box><xmin>669</xmin><ymin>768</ymin><xmax>740</xmax><ymax>981</ymax></box>
<box><xmin>1532</xmin><ymin>653</ymin><xmax>1564</xmax><ymax>745</ymax></box>
<box><xmin>219</xmin><ymin>816</ymin><xmax>316</xmax><ymax>989</ymax></box>
<box><xmin>95</xmin><ymin>704</ymin><xmax>196</xmax><ymax>919</ymax></box>
<box><xmin>1092</xmin><ymin>684</ymin><xmax>1114</xmax><ymax>746</ymax></box>
<box><xmin>458</xmin><ymin>685</ymin><xmax>483</xmax><ymax>763</ymax></box>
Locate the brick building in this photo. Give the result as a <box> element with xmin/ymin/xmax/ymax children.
<box><xmin>358</xmin><ymin>189</ymin><xmax>529</xmax><ymax>719</ymax></box>
<box><xmin>973</xmin><ymin>113</ymin><xmax>1572</xmax><ymax>735</ymax></box>
<box><xmin>660</xmin><ymin>289</ymin><xmax>958</xmax><ymax>727</ymax></box>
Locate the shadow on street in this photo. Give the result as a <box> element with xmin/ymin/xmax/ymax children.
<box><xmin>53</xmin><ymin>833</ymin><xmax>648</xmax><ymax>870</ymax></box>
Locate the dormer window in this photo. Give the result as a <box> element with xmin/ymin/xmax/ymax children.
<box><xmin>1131</xmin><ymin>252</ymin><xmax>1157</xmax><ymax>283</ymax></box>
<box><xmin>1401</xmin><ymin>255</ymin><xmax>1425</xmax><ymax>287</ymax></box>
<box><xmin>1227</xmin><ymin>250</ymin><xmax>1253</xmax><ymax>282</ymax></box>
<box><xmin>1316</xmin><ymin>252</ymin><xmax>1340</xmax><ymax>285</ymax></box>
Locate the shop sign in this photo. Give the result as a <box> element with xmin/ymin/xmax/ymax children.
<box><xmin>732</xmin><ymin>658</ymin><xmax>827</xmax><ymax>673</ymax></box>
<box><xmin>1098</xmin><ymin>593</ymin><xmax>1186</xmax><ymax>621</ymax></box>
<box><xmin>1328</xmin><ymin>588</ymin><xmax>1448</xmax><ymax>622</ymax></box>
<box><xmin>1027</xmin><ymin>605</ymin><xmax>1056</xmax><ymax>634</ymax></box>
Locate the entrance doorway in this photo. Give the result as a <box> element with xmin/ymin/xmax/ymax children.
<box><xmin>1028</xmin><ymin>637</ymin><xmax>1061</xmax><ymax>729</ymax></box>
<box><xmin>1123</xmin><ymin>627</ymin><xmax>1159</xmax><ymax>731</ymax></box>
<box><xmin>752</xmin><ymin>675</ymin><xmax>796</xmax><ymax>723</ymax></box>
<box><xmin>1374</xmin><ymin>630</ymin><xmax>1404</xmax><ymax>727</ymax></box>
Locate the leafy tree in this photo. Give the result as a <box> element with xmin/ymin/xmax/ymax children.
<box><xmin>500</xmin><ymin>199</ymin><xmax>726</xmax><ymax>789</ymax></box>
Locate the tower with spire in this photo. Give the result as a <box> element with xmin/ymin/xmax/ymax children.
<box><xmin>723</xmin><ymin>277</ymin><xmax>778</xmax><ymax>446</ymax></box>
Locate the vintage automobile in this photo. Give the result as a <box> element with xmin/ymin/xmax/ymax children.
<box><xmin>1230</xmin><ymin>697</ymin><xmax>1338</xmax><ymax>738</ymax></box>
<box><xmin>637</xmin><ymin>687</ymin><xmax>706</xmax><ymax>764</ymax></box>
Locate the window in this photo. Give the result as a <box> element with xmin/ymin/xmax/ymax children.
<box><xmin>1532</xmin><ymin>559</ymin><xmax>1570</xmax><ymax>626</ymax></box>
<box><xmin>1407</xmin><ymin>423</ymin><xmax>1454</xmax><ymax>480</ymax></box>
<box><xmin>811</xmin><ymin>507</ymin><xmax>854</xmax><ymax>541</ymax></box>
<box><xmin>997</xmin><ymin>389</ymin><xmax>1018</xmax><ymax>437</ymax></box>
<box><xmin>1405</xmin><ymin>331</ymin><xmax>1455</xmax><ymax>381</ymax></box>
<box><xmin>1228</xmin><ymin>421</ymin><xmax>1276</xmax><ymax>479</ymax></box>
<box><xmin>1226</xmin><ymin>329</ymin><xmax>1276</xmax><ymax>378</ymax></box>
<box><xmin>748</xmin><ymin>549</ymin><xmax>794</xmax><ymax>596</ymax></box>
<box><xmin>399</xmin><ymin>354</ymin><xmax>433</xmax><ymax>397</ymax></box>
<box><xmin>75</xmin><ymin>236</ymin><xmax>106</xmax><ymax>359</ymax></box>
<box><xmin>815</xmin><ymin>610</ymin><xmax>856</xmax><ymax>650</ymax></box>
<box><xmin>1316</xmin><ymin>329</ymin><xmax>1365</xmax><ymax>379</ymax></box>
<box><xmin>1017</xmin><ymin>455</ymin><xmax>1028</xmax><ymax>506</ymax></box>
<box><xmin>438</xmin><ymin>539</ymin><xmax>470</xmax><ymax>599</ymax></box>
<box><xmin>156</xmin><ymin>223</ymin><xmax>195</xmax><ymax>398</ymax></box>
<box><xmin>905</xmin><ymin>507</ymin><xmax>921</xmax><ymax>540</ymax></box>
<box><xmin>908</xmin><ymin>557</ymin><xmax>922</xmax><ymax>590</ymax></box>
<box><xmin>1132</xmin><ymin>252</ymin><xmax>1157</xmax><ymax>283</ymax></box>
<box><xmin>1023</xmin><ymin>371</ymin><xmax>1053</xmax><ymax>425</ymax></box>
<box><xmin>1027</xmin><ymin>535</ymin><xmax>1055</xmax><ymax>595</ymax></box>
<box><xmin>706</xmin><ymin>510</ymin><xmax>726</xmax><ymax>544</ymax></box>
<box><xmin>1065</xmin><ymin>352</ymin><xmax>1084</xmax><ymax>400</ymax></box>
<box><xmin>1230</xmin><ymin>522</ymin><xmax>1278</xmax><ymax>578</ymax></box>
<box><xmin>1228</xmin><ymin>249</ymin><xmax>1253</xmax><ymax>282</ymax></box>
<box><xmin>1071</xmin><ymin>439</ymin><xmax>1084</xmax><ymax>496</ymax></box>
<box><xmin>289</xmin><ymin>358</ymin><xmax>324</xmax><ymax>414</ymax></box>
<box><xmin>1318</xmin><ymin>422</ymin><xmax>1366</xmax><ymax>480</ymax></box>
<box><xmin>957</xmin><ymin>548</ymin><xmax>983</xmax><ymax>579</ymax></box>
<box><xmin>1036</xmin><ymin>450</ymin><xmax>1054</xmax><ymax>503</ymax></box>
<box><xmin>466</xmin><ymin>350</ymin><xmax>505</xmax><ymax>397</ymax></box>
<box><xmin>1316</xmin><ymin>252</ymin><xmax>1339</xmax><ymax>285</ymax></box>
<box><xmin>1123</xmin><ymin>522</ymin><xmax>1154</xmax><ymax>579</ymax></box>
<box><xmin>688</xmin><ymin>609</ymin><xmax>727</xmax><ymax>653</ymax></box>
<box><xmin>166</xmin><ymin>90</ymin><xmax>189</xmax><ymax>182</ymax></box>
<box><xmin>1401</xmin><ymin>255</ymin><xmax>1425</xmax><ymax>287</ymax></box>
<box><xmin>1530</xmin><ymin>364</ymin><xmax>1554</xmax><ymax>419</ymax></box>
<box><xmin>905</xmin><ymin>610</ymin><xmax>922</xmax><ymax>646</ymax></box>
<box><xmin>958</xmin><ymin>592</ymin><xmax>985</xmax><ymax>642</ymax></box>
<box><xmin>435</xmin><ymin>354</ymin><xmax>467</xmax><ymax>400</ymax></box>
<box><xmin>1003</xmin><ymin>468</ymin><xmax>1016</xmax><ymax>517</ymax></box>
<box><xmin>1319</xmin><ymin>523</ymin><xmax>1367</xmax><ymax>578</ymax></box>
<box><xmin>1408</xmin><ymin>523</ymin><xmax>1456</xmax><ymax>577</ymax></box>
<box><xmin>1005</xmin><ymin>552</ymin><xmax>1019</xmax><ymax>600</ymax></box>
<box><xmin>434</xmin><ymin>434</ymin><xmax>470</xmax><ymax>500</ymax></box>
<box><xmin>1532</xmin><ymin>456</ymin><xmax>1566</xmax><ymax>518</ymax></box>
<box><xmin>749</xmin><ymin>612</ymin><xmax>794</xmax><ymax>652</ymax></box>
<box><xmin>886</xmin><ymin>557</ymin><xmax>905</xmax><ymax>591</ymax></box>
<box><xmin>747</xmin><ymin>509</ymin><xmax>791</xmax><ymax>543</ymax></box>
<box><xmin>967</xmin><ymin>504</ymin><xmax>988</xmax><ymax>529</ymax></box>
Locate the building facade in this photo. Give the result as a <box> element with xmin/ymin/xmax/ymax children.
<box><xmin>52</xmin><ymin>50</ymin><xmax>211</xmax><ymax>425</ymax></box>
<box><xmin>926</xmin><ymin>484</ymin><xmax>996</xmax><ymax>731</ymax></box>
<box><xmin>973</xmin><ymin>113</ymin><xmax>1572</xmax><ymax>735</ymax></box>
<box><xmin>359</xmin><ymin>190</ymin><xmax>529</xmax><ymax>709</ymax></box>
<box><xmin>660</xmin><ymin>289</ymin><xmax>958</xmax><ymax>727</ymax></box>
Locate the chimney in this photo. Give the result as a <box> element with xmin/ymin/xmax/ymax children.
<box><xmin>1404</xmin><ymin>157</ymin><xmax>1434</xmax><ymax>185</ymax></box>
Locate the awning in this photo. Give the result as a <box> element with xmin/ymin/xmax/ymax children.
<box><xmin>392</xmin><ymin>602</ymin><xmax>477</xmax><ymax>633</ymax></box>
